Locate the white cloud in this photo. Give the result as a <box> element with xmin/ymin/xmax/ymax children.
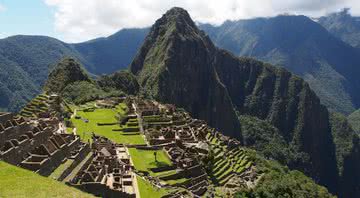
<box><xmin>44</xmin><ymin>0</ymin><xmax>360</xmax><ymax>43</ymax></box>
<box><xmin>0</xmin><ymin>32</ymin><xmax>9</xmax><ymax>39</ymax></box>
<box><xmin>0</xmin><ymin>4</ymin><xmax>6</xmax><ymax>12</ymax></box>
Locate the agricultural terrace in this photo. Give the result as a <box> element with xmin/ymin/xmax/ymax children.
<box><xmin>136</xmin><ymin>176</ymin><xmax>169</xmax><ymax>198</ymax></box>
<box><xmin>68</xmin><ymin>102</ymin><xmax>145</xmax><ymax>145</ymax></box>
<box><xmin>129</xmin><ymin>148</ymin><xmax>172</xmax><ymax>175</ymax></box>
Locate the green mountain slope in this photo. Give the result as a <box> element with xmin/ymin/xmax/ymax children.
<box><xmin>73</xmin><ymin>28</ymin><xmax>149</xmax><ymax>74</ymax></box>
<box><xmin>0</xmin><ymin>29</ymin><xmax>147</xmax><ymax>112</ymax></box>
<box><xmin>130</xmin><ymin>7</ymin><xmax>340</xmax><ymax>194</ymax></box>
<box><xmin>318</xmin><ymin>8</ymin><xmax>360</xmax><ymax>48</ymax></box>
<box><xmin>0</xmin><ymin>36</ymin><xmax>86</xmax><ymax>112</ymax></box>
<box><xmin>199</xmin><ymin>15</ymin><xmax>360</xmax><ymax>115</ymax></box>
<box><xmin>43</xmin><ymin>58</ymin><xmax>123</xmax><ymax>104</ymax></box>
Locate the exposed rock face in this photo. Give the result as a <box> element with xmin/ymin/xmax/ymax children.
<box><xmin>130</xmin><ymin>7</ymin><xmax>339</xmax><ymax>193</ymax></box>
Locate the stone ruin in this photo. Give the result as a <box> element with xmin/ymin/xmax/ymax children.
<box><xmin>133</xmin><ymin>99</ymin><xmax>260</xmax><ymax>197</ymax></box>
<box><xmin>0</xmin><ymin>112</ymin><xmax>90</xmax><ymax>176</ymax></box>
<box><xmin>68</xmin><ymin>135</ymin><xmax>136</xmax><ymax>198</ymax></box>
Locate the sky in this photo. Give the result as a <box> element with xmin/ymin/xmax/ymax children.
<box><xmin>1</xmin><ymin>0</ymin><xmax>360</xmax><ymax>43</ymax></box>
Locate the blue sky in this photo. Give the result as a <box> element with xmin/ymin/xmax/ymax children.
<box><xmin>0</xmin><ymin>0</ymin><xmax>61</xmax><ymax>39</ymax></box>
<box><xmin>1</xmin><ymin>0</ymin><xmax>359</xmax><ymax>43</ymax></box>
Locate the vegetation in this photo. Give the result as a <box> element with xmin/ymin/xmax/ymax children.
<box><xmin>62</xmin><ymin>81</ymin><xmax>123</xmax><ymax>105</ymax></box>
<box><xmin>232</xmin><ymin>152</ymin><xmax>335</xmax><ymax>198</ymax></box>
<box><xmin>97</xmin><ymin>70</ymin><xmax>140</xmax><ymax>95</ymax></box>
<box><xmin>128</xmin><ymin>148</ymin><xmax>172</xmax><ymax>174</ymax></box>
<box><xmin>0</xmin><ymin>28</ymin><xmax>148</xmax><ymax>112</ymax></box>
<box><xmin>239</xmin><ymin>115</ymin><xmax>302</xmax><ymax>165</ymax></box>
<box><xmin>200</xmin><ymin>14</ymin><xmax>360</xmax><ymax>115</ymax></box>
<box><xmin>136</xmin><ymin>176</ymin><xmax>168</xmax><ymax>198</ymax></box>
<box><xmin>19</xmin><ymin>94</ymin><xmax>50</xmax><ymax>118</ymax></box>
<box><xmin>205</xmin><ymin>132</ymin><xmax>254</xmax><ymax>185</ymax></box>
<box><xmin>0</xmin><ymin>161</ymin><xmax>94</xmax><ymax>198</ymax></box>
<box><xmin>329</xmin><ymin>112</ymin><xmax>357</xmax><ymax>174</ymax></box>
<box><xmin>236</xmin><ymin>170</ymin><xmax>335</xmax><ymax>198</ymax></box>
<box><xmin>69</xmin><ymin>105</ymin><xmax>145</xmax><ymax>145</ymax></box>
<box><xmin>318</xmin><ymin>8</ymin><xmax>360</xmax><ymax>48</ymax></box>
<box><xmin>43</xmin><ymin>58</ymin><xmax>92</xmax><ymax>94</ymax></box>
<box><xmin>348</xmin><ymin>109</ymin><xmax>360</xmax><ymax>134</ymax></box>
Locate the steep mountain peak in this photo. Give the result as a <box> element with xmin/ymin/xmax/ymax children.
<box><xmin>43</xmin><ymin>58</ymin><xmax>91</xmax><ymax>94</ymax></box>
<box><xmin>144</xmin><ymin>6</ymin><xmax>208</xmax><ymax>45</ymax></box>
<box><xmin>130</xmin><ymin>7</ymin><xmax>240</xmax><ymax>138</ymax></box>
<box><xmin>130</xmin><ymin>7</ymin><xmax>214</xmax><ymax>76</ymax></box>
<box><xmin>156</xmin><ymin>7</ymin><xmax>196</xmax><ymax>31</ymax></box>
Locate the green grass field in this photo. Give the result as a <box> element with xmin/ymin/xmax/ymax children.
<box><xmin>0</xmin><ymin>161</ymin><xmax>94</xmax><ymax>198</ymax></box>
<box><xmin>49</xmin><ymin>159</ymin><xmax>74</xmax><ymax>180</ymax></box>
<box><xmin>136</xmin><ymin>176</ymin><xmax>168</xmax><ymax>198</ymax></box>
<box><xmin>129</xmin><ymin>148</ymin><xmax>172</xmax><ymax>174</ymax></box>
<box><xmin>70</xmin><ymin>106</ymin><xmax>145</xmax><ymax>145</ymax></box>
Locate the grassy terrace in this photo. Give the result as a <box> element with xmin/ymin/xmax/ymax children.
<box><xmin>69</xmin><ymin>103</ymin><xmax>145</xmax><ymax>145</ymax></box>
<box><xmin>49</xmin><ymin>159</ymin><xmax>74</xmax><ymax>180</ymax></box>
<box><xmin>129</xmin><ymin>148</ymin><xmax>190</xmax><ymax>187</ymax></box>
<box><xmin>206</xmin><ymin>132</ymin><xmax>253</xmax><ymax>185</ymax></box>
<box><xmin>0</xmin><ymin>161</ymin><xmax>94</xmax><ymax>198</ymax></box>
<box><xmin>136</xmin><ymin>176</ymin><xmax>168</xmax><ymax>198</ymax></box>
<box><xmin>20</xmin><ymin>94</ymin><xmax>50</xmax><ymax>118</ymax></box>
<box><xmin>129</xmin><ymin>148</ymin><xmax>172</xmax><ymax>175</ymax></box>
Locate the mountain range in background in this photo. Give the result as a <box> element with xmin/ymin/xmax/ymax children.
<box><xmin>1</xmin><ymin>9</ymin><xmax>360</xmax><ymax>117</ymax></box>
<box><xmin>318</xmin><ymin>8</ymin><xmax>360</xmax><ymax>48</ymax></box>
<box><xmin>0</xmin><ymin>30</ymin><xmax>148</xmax><ymax>112</ymax></box>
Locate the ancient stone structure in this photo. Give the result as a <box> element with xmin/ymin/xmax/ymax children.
<box><xmin>133</xmin><ymin>99</ymin><xmax>259</xmax><ymax>197</ymax></box>
<box><xmin>0</xmin><ymin>112</ymin><xmax>90</xmax><ymax>176</ymax></box>
<box><xmin>68</xmin><ymin>135</ymin><xmax>136</xmax><ymax>198</ymax></box>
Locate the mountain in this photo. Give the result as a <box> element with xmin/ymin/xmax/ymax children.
<box><xmin>43</xmin><ymin>58</ymin><xmax>124</xmax><ymax>104</ymax></box>
<box><xmin>97</xmin><ymin>70</ymin><xmax>140</xmax><ymax>95</ymax></box>
<box><xmin>318</xmin><ymin>8</ymin><xmax>360</xmax><ymax>48</ymax></box>
<box><xmin>0</xmin><ymin>28</ymin><xmax>147</xmax><ymax>112</ymax></box>
<box><xmin>199</xmin><ymin>15</ymin><xmax>360</xmax><ymax>115</ymax></box>
<box><xmin>130</xmin><ymin>7</ymin><xmax>341</xmax><ymax>194</ymax></box>
<box><xmin>43</xmin><ymin>58</ymin><xmax>92</xmax><ymax>93</ymax></box>
<box><xmin>3</xmin><ymin>13</ymin><xmax>360</xmax><ymax>115</ymax></box>
<box><xmin>0</xmin><ymin>36</ymin><xmax>85</xmax><ymax>111</ymax></box>
<box><xmin>73</xmin><ymin>28</ymin><xmax>149</xmax><ymax>74</ymax></box>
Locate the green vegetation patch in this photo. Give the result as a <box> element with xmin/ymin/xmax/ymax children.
<box><xmin>49</xmin><ymin>159</ymin><xmax>74</xmax><ymax>180</ymax></box>
<box><xmin>129</xmin><ymin>148</ymin><xmax>172</xmax><ymax>174</ymax></box>
<box><xmin>136</xmin><ymin>176</ymin><xmax>168</xmax><ymax>198</ymax></box>
<box><xmin>348</xmin><ymin>109</ymin><xmax>360</xmax><ymax>134</ymax></box>
<box><xmin>70</xmin><ymin>107</ymin><xmax>145</xmax><ymax>145</ymax></box>
<box><xmin>0</xmin><ymin>161</ymin><xmax>94</xmax><ymax>198</ymax></box>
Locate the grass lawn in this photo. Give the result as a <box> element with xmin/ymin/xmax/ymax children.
<box><xmin>165</xmin><ymin>178</ymin><xmax>189</xmax><ymax>185</ymax></box>
<box><xmin>129</xmin><ymin>148</ymin><xmax>172</xmax><ymax>174</ymax></box>
<box><xmin>49</xmin><ymin>159</ymin><xmax>74</xmax><ymax>180</ymax></box>
<box><xmin>70</xmin><ymin>108</ymin><xmax>145</xmax><ymax>145</ymax></box>
<box><xmin>0</xmin><ymin>161</ymin><xmax>94</xmax><ymax>198</ymax></box>
<box><xmin>136</xmin><ymin>176</ymin><xmax>168</xmax><ymax>198</ymax></box>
